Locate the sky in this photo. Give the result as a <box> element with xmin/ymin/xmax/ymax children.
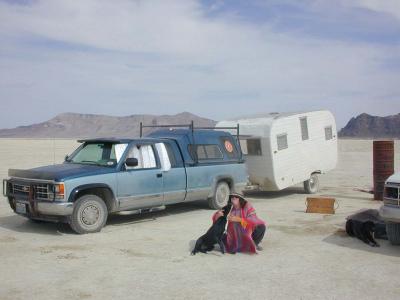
<box><xmin>0</xmin><ymin>0</ymin><xmax>399</xmax><ymax>129</ymax></box>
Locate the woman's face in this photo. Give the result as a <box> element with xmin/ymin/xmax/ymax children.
<box><xmin>231</xmin><ymin>196</ymin><xmax>240</xmax><ymax>208</ymax></box>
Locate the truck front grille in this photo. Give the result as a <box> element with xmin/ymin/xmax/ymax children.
<box><xmin>384</xmin><ymin>198</ymin><xmax>400</xmax><ymax>206</ymax></box>
<box><xmin>384</xmin><ymin>184</ymin><xmax>400</xmax><ymax>206</ymax></box>
<box><xmin>11</xmin><ymin>182</ymin><xmax>54</xmax><ymax>200</ymax></box>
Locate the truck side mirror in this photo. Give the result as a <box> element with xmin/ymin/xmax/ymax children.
<box><xmin>64</xmin><ymin>155</ymin><xmax>70</xmax><ymax>162</ymax></box>
<box><xmin>125</xmin><ymin>158</ymin><xmax>139</xmax><ymax>167</ymax></box>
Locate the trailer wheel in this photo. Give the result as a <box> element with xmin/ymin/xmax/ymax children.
<box><xmin>69</xmin><ymin>194</ymin><xmax>108</xmax><ymax>234</ymax></box>
<box><xmin>304</xmin><ymin>174</ymin><xmax>320</xmax><ymax>194</ymax></box>
<box><xmin>209</xmin><ymin>182</ymin><xmax>230</xmax><ymax>209</ymax></box>
<box><xmin>386</xmin><ymin>223</ymin><xmax>400</xmax><ymax>245</ymax></box>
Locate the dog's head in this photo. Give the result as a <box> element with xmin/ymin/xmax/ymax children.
<box><xmin>222</xmin><ymin>203</ymin><xmax>232</xmax><ymax>217</ymax></box>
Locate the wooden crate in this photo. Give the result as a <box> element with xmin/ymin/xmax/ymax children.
<box><xmin>306</xmin><ymin>197</ymin><xmax>336</xmax><ymax>214</ymax></box>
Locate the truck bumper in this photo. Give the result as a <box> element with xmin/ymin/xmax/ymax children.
<box><xmin>36</xmin><ymin>201</ymin><xmax>74</xmax><ymax>216</ymax></box>
<box><xmin>379</xmin><ymin>205</ymin><xmax>400</xmax><ymax>223</ymax></box>
<box><xmin>8</xmin><ymin>197</ymin><xmax>73</xmax><ymax>222</ymax></box>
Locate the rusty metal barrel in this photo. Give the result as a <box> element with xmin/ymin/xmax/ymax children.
<box><xmin>373</xmin><ymin>141</ymin><xmax>395</xmax><ymax>200</ymax></box>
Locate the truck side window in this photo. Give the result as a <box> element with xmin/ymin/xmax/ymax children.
<box><xmin>277</xmin><ymin>134</ymin><xmax>288</xmax><ymax>151</ymax></box>
<box><xmin>163</xmin><ymin>143</ymin><xmax>178</xmax><ymax>168</ymax></box>
<box><xmin>126</xmin><ymin>144</ymin><xmax>157</xmax><ymax>170</ymax></box>
<box><xmin>220</xmin><ymin>137</ymin><xmax>239</xmax><ymax>159</ymax></box>
<box><xmin>188</xmin><ymin>144</ymin><xmax>223</xmax><ymax>161</ymax></box>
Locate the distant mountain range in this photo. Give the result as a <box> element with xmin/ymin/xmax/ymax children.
<box><xmin>339</xmin><ymin>113</ymin><xmax>400</xmax><ymax>139</ymax></box>
<box><xmin>0</xmin><ymin>112</ymin><xmax>217</xmax><ymax>138</ymax></box>
<box><xmin>1</xmin><ymin>111</ymin><xmax>398</xmax><ymax>139</ymax></box>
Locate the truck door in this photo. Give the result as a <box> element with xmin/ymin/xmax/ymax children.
<box><xmin>156</xmin><ymin>141</ymin><xmax>187</xmax><ymax>204</ymax></box>
<box><xmin>117</xmin><ymin>143</ymin><xmax>164</xmax><ymax>210</ymax></box>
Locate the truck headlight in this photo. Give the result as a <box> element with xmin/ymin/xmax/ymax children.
<box><xmin>53</xmin><ymin>183</ymin><xmax>65</xmax><ymax>200</ymax></box>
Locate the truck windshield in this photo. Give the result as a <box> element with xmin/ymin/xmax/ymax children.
<box><xmin>67</xmin><ymin>142</ymin><xmax>128</xmax><ymax>167</ymax></box>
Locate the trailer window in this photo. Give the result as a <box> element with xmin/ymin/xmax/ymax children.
<box><xmin>325</xmin><ymin>126</ymin><xmax>333</xmax><ymax>140</ymax></box>
<box><xmin>277</xmin><ymin>134</ymin><xmax>288</xmax><ymax>150</ymax></box>
<box><xmin>246</xmin><ymin>139</ymin><xmax>262</xmax><ymax>156</ymax></box>
<box><xmin>188</xmin><ymin>144</ymin><xmax>223</xmax><ymax>161</ymax></box>
<box><xmin>300</xmin><ymin>117</ymin><xmax>309</xmax><ymax>141</ymax></box>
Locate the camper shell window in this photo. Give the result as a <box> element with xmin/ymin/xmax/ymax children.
<box><xmin>300</xmin><ymin>117</ymin><xmax>309</xmax><ymax>141</ymax></box>
<box><xmin>277</xmin><ymin>134</ymin><xmax>288</xmax><ymax>151</ymax></box>
<box><xmin>325</xmin><ymin>126</ymin><xmax>333</xmax><ymax>140</ymax></box>
<box><xmin>188</xmin><ymin>144</ymin><xmax>223</xmax><ymax>161</ymax></box>
<box><xmin>220</xmin><ymin>137</ymin><xmax>239</xmax><ymax>159</ymax></box>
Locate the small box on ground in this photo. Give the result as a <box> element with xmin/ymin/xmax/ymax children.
<box><xmin>306</xmin><ymin>197</ymin><xmax>336</xmax><ymax>214</ymax></box>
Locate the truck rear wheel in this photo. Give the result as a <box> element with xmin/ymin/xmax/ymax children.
<box><xmin>386</xmin><ymin>223</ymin><xmax>400</xmax><ymax>245</ymax></box>
<box><xmin>208</xmin><ymin>182</ymin><xmax>230</xmax><ymax>209</ymax></box>
<box><xmin>70</xmin><ymin>194</ymin><xmax>108</xmax><ymax>234</ymax></box>
<box><xmin>304</xmin><ymin>174</ymin><xmax>320</xmax><ymax>194</ymax></box>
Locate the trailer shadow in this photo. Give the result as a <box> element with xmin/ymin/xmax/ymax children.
<box><xmin>0</xmin><ymin>200</ymin><xmax>211</xmax><ymax>235</ymax></box>
<box><xmin>244</xmin><ymin>187</ymin><xmax>308</xmax><ymax>199</ymax></box>
<box><xmin>322</xmin><ymin>229</ymin><xmax>400</xmax><ymax>258</ymax></box>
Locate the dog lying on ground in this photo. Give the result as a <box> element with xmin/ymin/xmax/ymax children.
<box><xmin>191</xmin><ymin>204</ymin><xmax>232</xmax><ymax>255</ymax></box>
<box><xmin>345</xmin><ymin>209</ymin><xmax>387</xmax><ymax>247</ymax></box>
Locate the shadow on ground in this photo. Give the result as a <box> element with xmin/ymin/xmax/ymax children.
<box><xmin>0</xmin><ymin>188</ymin><xmax>314</xmax><ymax>235</ymax></box>
<box><xmin>0</xmin><ymin>215</ymin><xmax>72</xmax><ymax>235</ymax></box>
<box><xmin>0</xmin><ymin>200</ymin><xmax>211</xmax><ymax>235</ymax></box>
<box><xmin>244</xmin><ymin>187</ymin><xmax>308</xmax><ymax>199</ymax></box>
<box><xmin>323</xmin><ymin>229</ymin><xmax>400</xmax><ymax>258</ymax></box>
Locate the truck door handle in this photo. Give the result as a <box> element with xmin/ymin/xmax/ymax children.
<box><xmin>157</xmin><ymin>173</ymin><xmax>162</xmax><ymax>178</ymax></box>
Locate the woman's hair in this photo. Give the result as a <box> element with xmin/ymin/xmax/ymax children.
<box><xmin>228</xmin><ymin>193</ymin><xmax>247</xmax><ymax>208</ymax></box>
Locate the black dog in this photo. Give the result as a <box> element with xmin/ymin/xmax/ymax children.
<box><xmin>346</xmin><ymin>209</ymin><xmax>387</xmax><ymax>247</ymax></box>
<box><xmin>191</xmin><ymin>204</ymin><xmax>232</xmax><ymax>255</ymax></box>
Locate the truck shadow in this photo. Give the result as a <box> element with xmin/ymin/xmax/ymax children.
<box><xmin>322</xmin><ymin>229</ymin><xmax>400</xmax><ymax>257</ymax></box>
<box><xmin>107</xmin><ymin>200</ymin><xmax>210</xmax><ymax>227</ymax></box>
<box><xmin>0</xmin><ymin>215</ymin><xmax>73</xmax><ymax>235</ymax></box>
<box><xmin>0</xmin><ymin>200</ymin><xmax>211</xmax><ymax>235</ymax></box>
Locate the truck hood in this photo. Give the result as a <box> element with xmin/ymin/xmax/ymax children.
<box><xmin>387</xmin><ymin>172</ymin><xmax>400</xmax><ymax>184</ymax></box>
<box><xmin>8</xmin><ymin>163</ymin><xmax>115</xmax><ymax>182</ymax></box>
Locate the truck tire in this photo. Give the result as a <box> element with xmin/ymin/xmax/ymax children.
<box><xmin>69</xmin><ymin>194</ymin><xmax>108</xmax><ymax>234</ymax></box>
<box><xmin>208</xmin><ymin>182</ymin><xmax>230</xmax><ymax>210</ymax></box>
<box><xmin>304</xmin><ymin>174</ymin><xmax>320</xmax><ymax>194</ymax></box>
<box><xmin>386</xmin><ymin>223</ymin><xmax>400</xmax><ymax>245</ymax></box>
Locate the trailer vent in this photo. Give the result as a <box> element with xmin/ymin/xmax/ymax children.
<box><xmin>325</xmin><ymin>126</ymin><xmax>333</xmax><ymax>140</ymax></box>
<box><xmin>300</xmin><ymin>117</ymin><xmax>309</xmax><ymax>141</ymax></box>
<box><xmin>277</xmin><ymin>134</ymin><xmax>288</xmax><ymax>151</ymax></box>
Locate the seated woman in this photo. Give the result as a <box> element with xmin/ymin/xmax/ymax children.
<box><xmin>212</xmin><ymin>193</ymin><xmax>266</xmax><ymax>254</ymax></box>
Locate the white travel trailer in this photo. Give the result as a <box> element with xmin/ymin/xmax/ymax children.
<box><xmin>216</xmin><ymin>110</ymin><xmax>338</xmax><ymax>193</ymax></box>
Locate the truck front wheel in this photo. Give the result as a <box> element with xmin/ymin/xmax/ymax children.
<box><xmin>70</xmin><ymin>194</ymin><xmax>108</xmax><ymax>234</ymax></box>
<box><xmin>304</xmin><ymin>174</ymin><xmax>320</xmax><ymax>194</ymax></box>
<box><xmin>208</xmin><ymin>182</ymin><xmax>230</xmax><ymax>209</ymax></box>
<box><xmin>386</xmin><ymin>223</ymin><xmax>400</xmax><ymax>245</ymax></box>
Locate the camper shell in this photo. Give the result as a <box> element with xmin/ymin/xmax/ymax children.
<box><xmin>216</xmin><ymin>110</ymin><xmax>338</xmax><ymax>193</ymax></box>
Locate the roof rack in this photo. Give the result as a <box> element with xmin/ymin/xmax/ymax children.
<box><xmin>139</xmin><ymin>121</ymin><xmax>242</xmax><ymax>163</ymax></box>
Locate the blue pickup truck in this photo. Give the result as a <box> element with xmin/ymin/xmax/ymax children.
<box><xmin>3</xmin><ymin>125</ymin><xmax>247</xmax><ymax>233</ymax></box>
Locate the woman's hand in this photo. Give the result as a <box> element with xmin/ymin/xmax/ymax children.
<box><xmin>228</xmin><ymin>215</ymin><xmax>242</xmax><ymax>222</ymax></box>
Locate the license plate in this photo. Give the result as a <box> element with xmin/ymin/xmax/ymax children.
<box><xmin>15</xmin><ymin>202</ymin><xmax>27</xmax><ymax>214</ymax></box>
